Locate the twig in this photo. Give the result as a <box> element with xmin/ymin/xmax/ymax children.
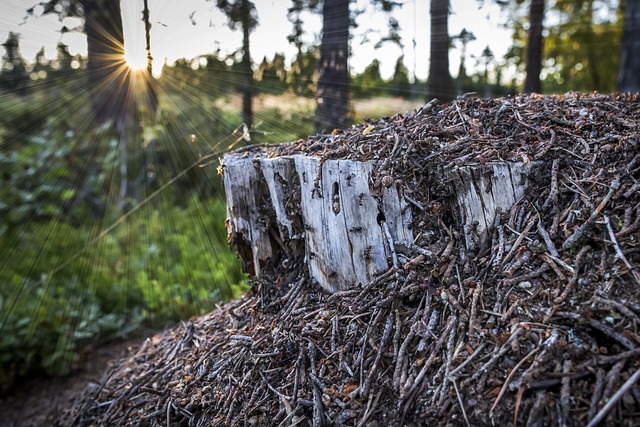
<box><xmin>560</xmin><ymin>359</ymin><xmax>573</xmax><ymax>425</ymax></box>
<box><xmin>540</xmin><ymin>253</ymin><xmax>566</xmax><ymax>281</ymax></box>
<box><xmin>404</xmin><ymin>194</ymin><xmax>424</xmax><ymax>211</ymax></box>
<box><xmin>553</xmin><ymin>245</ymin><xmax>590</xmax><ymax>305</ymax></box>
<box><xmin>449</xmin><ymin>342</ymin><xmax>488</xmax><ymax>378</ymax></box>
<box><xmin>592</xmin><ymin>295</ymin><xmax>640</xmax><ymax>323</ymax></box>
<box><xmin>562</xmin><ymin>179</ymin><xmax>621</xmax><ymax>250</ymax></box>
<box><xmin>382</xmin><ymin>221</ymin><xmax>400</xmax><ymax>273</ymax></box>
<box><xmin>465</xmin><ymin>327</ymin><xmax>523</xmax><ymax>387</ymax></box>
<box><xmin>542</xmin><ymin>158</ymin><xmax>560</xmax><ymax>210</ymax></box>
<box><xmin>402</xmin><ymin>315</ymin><xmax>456</xmax><ymax>401</ymax></box>
<box><xmin>536</xmin><ymin>219</ymin><xmax>559</xmax><ymax>257</ymax></box>
<box><xmin>577</xmin><ymin>347</ymin><xmax>640</xmax><ymax>372</ymax></box>
<box><xmin>492</xmin><ymin>225</ymin><xmax>506</xmax><ymax>269</ymax></box>
<box><xmin>587</xmin><ymin>367</ymin><xmax>640</xmax><ymax>427</ymax></box>
<box><xmin>307</xmin><ymin>342</ymin><xmax>327</xmax><ymax>427</ymax></box>
<box><xmin>502</xmin><ymin>264</ymin><xmax>550</xmax><ymax>286</ymax></box>
<box><xmin>588</xmin><ymin>369</ymin><xmax>607</xmax><ymax>420</ymax></box>
<box><xmin>467</xmin><ymin>283</ymin><xmax>482</xmax><ymax>343</ymax></box>
<box><xmin>359</xmin><ymin>311</ymin><xmax>393</xmax><ymax>397</ymax></box>
<box><xmin>525</xmin><ymin>390</ymin><xmax>549</xmax><ymax>427</ymax></box>
<box><xmin>453</xmin><ymin>379</ymin><xmax>470</xmax><ymax>427</ymax></box>
<box><xmin>356</xmin><ymin>390</ymin><xmax>382</xmax><ymax>427</ymax></box>
<box><xmin>603</xmin><ymin>215</ymin><xmax>640</xmax><ymax>285</ymax></box>
<box><xmin>602</xmin><ymin>360</ymin><xmax>626</xmax><ymax>402</ymax></box>
<box><xmin>499</xmin><ymin>216</ymin><xmax>537</xmax><ymax>272</ymax></box>
<box><xmin>489</xmin><ymin>346</ymin><xmax>539</xmax><ymax>414</ymax></box>
<box><xmin>393</xmin><ymin>297</ymin><xmax>429</xmax><ymax>390</ymax></box>
<box><xmin>557</xmin><ymin>312</ymin><xmax>636</xmax><ymax>350</ymax></box>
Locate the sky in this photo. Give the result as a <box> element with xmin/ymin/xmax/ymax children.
<box><xmin>1</xmin><ymin>0</ymin><xmax>513</xmax><ymax>81</ymax></box>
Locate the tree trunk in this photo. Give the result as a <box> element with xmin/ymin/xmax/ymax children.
<box><xmin>426</xmin><ymin>0</ymin><xmax>454</xmax><ymax>103</ymax></box>
<box><xmin>315</xmin><ymin>0</ymin><xmax>350</xmax><ymax>133</ymax></box>
<box><xmin>142</xmin><ymin>0</ymin><xmax>158</xmax><ymax>114</ymax></box>
<box><xmin>80</xmin><ymin>0</ymin><xmax>132</xmax><ymax>211</ymax></box>
<box><xmin>618</xmin><ymin>0</ymin><xmax>640</xmax><ymax>92</ymax></box>
<box><xmin>524</xmin><ymin>0</ymin><xmax>544</xmax><ymax>94</ymax></box>
<box><xmin>223</xmin><ymin>151</ymin><xmax>535</xmax><ymax>293</ymax></box>
<box><xmin>80</xmin><ymin>0</ymin><xmax>129</xmax><ymax>126</ymax></box>
<box><xmin>241</xmin><ymin>0</ymin><xmax>253</xmax><ymax>130</ymax></box>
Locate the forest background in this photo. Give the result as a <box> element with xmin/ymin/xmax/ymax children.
<box><xmin>0</xmin><ymin>0</ymin><xmax>638</xmax><ymax>391</ymax></box>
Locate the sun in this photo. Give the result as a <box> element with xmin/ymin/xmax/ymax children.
<box><xmin>125</xmin><ymin>52</ymin><xmax>147</xmax><ymax>71</ymax></box>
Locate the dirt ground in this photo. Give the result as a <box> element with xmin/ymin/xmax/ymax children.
<box><xmin>0</xmin><ymin>338</ymin><xmax>145</xmax><ymax>427</ymax></box>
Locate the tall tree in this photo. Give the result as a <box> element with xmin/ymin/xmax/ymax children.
<box><xmin>481</xmin><ymin>45</ymin><xmax>494</xmax><ymax>97</ymax></box>
<box><xmin>289</xmin><ymin>0</ymin><xmax>401</xmax><ymax>130</ymax></box>
<box><xmin>315</xmin><ymin>0</ymin><xmax>350</xmax><ymax>132</ymax></box>
<box><xmin>142</xmin><ymin>0</ymin><xmax>158</xmax><ymax>114</ymax></box>
<box><xmin>390</xmin><ymin>55</ymin><xmax>411</xmax><ymax>97</ymax></box>
<box><xmin>0</xmin><ymin>32</ymin><xmax>29</xmax><ymax>95</ymax></box>
<box><xmin>503</xmin><ymin>0</ymin><xmax>621</xmax><ymax>93</ymax></box>
<box><xmin>452</xmin><ymin>28</ymin><xmax>476</xmax><ymax>96</ymax></box>
<box><xmin>77</xmin><ymin>0</ymin><xmax>130</xmax><ymax>126</ymax></box>
<box><xmin>618</xmin><ymin>0</ymin><xmax>640</xmax><ymax>91</ymax></box>
<box><xmin>80</xmin><ymin>0</ymin><xmax>132</xmax><ymax>210</ymax></box>
<box><xmin>427</xmin><ymin>0</ymin><xmax>454</xmax><ymax>102</ymax></box>
<box><xmin>524</xmin><ymin>0</ymin><xmax>544</xmax><ymax>93</ymax></box>
<box><xmin>217</xmin><ymin>0</ymin><xmax>258</xmax><ymax>130</ymax></box>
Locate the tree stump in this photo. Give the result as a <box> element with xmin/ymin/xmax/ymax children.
<box><xmin>223</xmin><ymin>150</ymin><xmax>535</xmax><ymax>293</ymax></box>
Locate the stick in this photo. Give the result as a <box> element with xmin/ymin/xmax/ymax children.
<box><xmin>558</xmin><ymin>312</ymin><xmax>636</xmax><ymax>350</ymax></box>
<box><xmin>562</xmin><ymin>179</ymin><xmax>621</xmax><ymax>250</ymax></box>
<box><xmin>382</xmin><ymin>222</ymin><xmax>397</xmax><ymax>267</ymax></box>
<box><xmin>449</xmin><ymin>342</ymin><xmax>488</xmax><ymax>378</ymax></box>
<box><xmin>542</xmin><ymin>158</ymin><xmax>559</xmax><ymax>210</ymax></box>
<box><xmin>499</xmin><ymin>216</ymin><xmax>537</xmax><ymax>271</ymax></box>
<box><xmin>360</xmin><ymin>311</ymin><xmax>393</xmax><ymax>397</ymax></box>
<box><xmin>537</xmin><ymin>219</ymin><xmax>559</xmax><ymax>257</ymax></box>
<box><xmin>588</xmin><ymin>369</ymin><xmax>607</xmax><ymax>420</ymax></box>
<box><xmin>453</xmin><ymin>379</ymin><xmax>470</xmax><ymax>427</ymax></box>
<box><xmin>402</xmin><ymin>315</ymin><xmax>456</xmax><ymax>400</ymax></box>
<box><xmin>604</xmin><ymin>215</ymin><xmax>640</xmax><ymax>285</ymax></box>
<box><xmin>465</xmin><ymin>327</ymin><xmax>523</xmax><ymax>386</ymax></box>
<box><xmin>587</xmin><ymin>367</ymin><xmax>640</xmax><ymax>427</ymax></box>
<box><xmin>560</xmin><ymin>359</ymin><xmax>573</xmax><ymax>425</ymax></box>
<box><xmin>489</xmin><ymin>346</ymin><xmax>539</xmax><ymax>414</ymax></box>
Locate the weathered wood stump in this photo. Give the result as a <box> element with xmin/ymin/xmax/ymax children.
<box><xmin>223</xmin><ymin>149</ymin><xmax>536</xmax><ymax>293</ymax></box>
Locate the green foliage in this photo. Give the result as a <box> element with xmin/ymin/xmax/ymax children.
<box><xmin>503</xmin><ymin>0</ymin><xmax>622</xmax><ymax>93</ymax></box>
<box><xmin>0</xmin><ymin>88</ymin><xmax>246</xmax><ymax>390</ymax></box>
<box><xmin>543</xmin><ymin>0</ymin><xmax>622</xmax><ymax>93</ymax></box>
<box><xmin>0</xmin><ymin>196</ymin><xmax>246</xmax><ymax>389</ymax></box>
<box><xmin>0</xmin><ymin>32</ymin><xmax>29</xmax><ymax>95</ymax></box>
<box><xmin>351</xmin><ymin>59</ymin><xmax>386</xmax><ymax>98</ymax></box>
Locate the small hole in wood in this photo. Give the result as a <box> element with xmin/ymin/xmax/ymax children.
<box><xmin>332</xmin><ymin>182</ymin><xmax>340</xmax><ymax>215</ymax></box>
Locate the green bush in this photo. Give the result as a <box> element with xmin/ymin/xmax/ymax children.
<box><xmin>0</xmin><ymin>196</ymin><xmax>246</xmax><ymax>390</ymax></box>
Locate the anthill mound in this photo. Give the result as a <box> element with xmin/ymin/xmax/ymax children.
<box><xmin>59</xmin><ymin>93</ymin><xmax>640</xmax><ymax>426</ymax></box>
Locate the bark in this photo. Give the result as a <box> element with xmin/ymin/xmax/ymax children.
<box><xmin>223</xmin><ymin>152</ymin><xmax>535</xmax><ymax>293</ymax></box>
<box><xmin>80</xmin><ymin>0</ymin><xmax>130</xmax><ymax>126</ymax></box>
<box><xmin>142</xmin><ymin>0</ymin><xmax>158</xmax><ymax>114</ymax></box>
<box><xmin>80</xmin><ymin>0</ymin><xmax>132</xmax><ymax>211</ymax></box>
<box><xmin>241</xmin><ymin>0</ymin><xmax>253</xmax><ymax>130</ymax></box>
<box><xmin>618</xmin><ymin>0</ymin><xmax>640</xmax><ymax>92</ymax></box>
<box><xmin>524</xmin><ymin>0</ymin><xmax>544</xmax><ymax>94</ymax></box>
<box><xmin>426</xmin><ymin>0</ymin><xmax>454</xmax><ymax>103</ymax></box>
<box><xmin>315</xmin><ymin>0</ymin><xmax>350</xmax><ymax>133</ymax></box>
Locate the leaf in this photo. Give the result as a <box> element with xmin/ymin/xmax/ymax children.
<box><xmin>362</xmin><ymin>125</ymin><xmax>375</xmax><ymax>135</ymax></box>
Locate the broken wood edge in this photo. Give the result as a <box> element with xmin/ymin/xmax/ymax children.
<box><xmin>222</xmin><ymin>152</ymin><xmax>537</xmax><ymax>293</ymax></box>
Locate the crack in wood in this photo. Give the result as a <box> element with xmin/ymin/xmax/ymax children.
<box><xmin>224</xmin><ymin>152</ymin><xmax>534</xmax><ymax>293</ymax></box>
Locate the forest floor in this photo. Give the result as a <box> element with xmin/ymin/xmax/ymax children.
<box><xmin>4</xmin><ymin>93</ymin><xmax>640</xmax><ymax>426</ymax></box>
<box><xmin>53</xmin><ymin>93</ymin><xmax>640</xmax><ymax>426</ymax></box>
<box><xmin>0</xmin><ymin>337</ymin><xmax>146</xmax><ymax>427</ymax></box>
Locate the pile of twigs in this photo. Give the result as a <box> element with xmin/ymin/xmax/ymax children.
<box><xmin>60</xmin><ymin>93</ymin><xmax>640</xmax><ymax>426</ymax></box>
